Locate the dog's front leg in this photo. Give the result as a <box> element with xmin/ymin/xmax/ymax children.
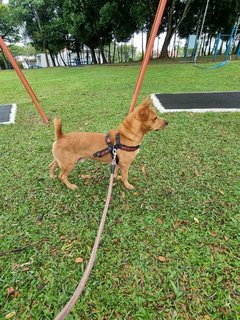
<box><xmin>114</xmin><ymin>164</ymin><xmax>121</xmax><ymax>179</ymax></box>
<box><xmin>120</xmin><ymin>164</ymin><xmax>134</xmax><ymax>190</ymax></box>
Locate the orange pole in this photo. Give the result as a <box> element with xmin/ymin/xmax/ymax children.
<box><xmin>129</xmin><ymin>0</ymin><xmax>167</xmax><ymax>113</ymax></box>
<box><xmin>0</xmin><ymin>36</ymin><xmax>48</xmax><ymax>124</ymax></box>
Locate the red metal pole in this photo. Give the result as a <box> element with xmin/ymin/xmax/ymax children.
<box><xmin>129</xmin><ymin>0</ymin><xmax>168</xmax><ymax>113</ymax></box>
<box><xmin>0</xmin><ymin>36</ymin><xmax>48</xmax><ymax>124</ymax></box>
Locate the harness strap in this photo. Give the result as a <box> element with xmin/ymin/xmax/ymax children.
<box><xmin>93</xmin><ymin>133</ymin><xmax>140</xmax><ymax>160</ymax></box>
<box><xmin>115</xmin><ymin>133</ymin><xmax>140</xmax><ymax>152</ymax></box>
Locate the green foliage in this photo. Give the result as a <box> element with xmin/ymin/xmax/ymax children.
<box><xmin>9</xmin><ymin>0</ymin><xmax>68</xmax><ymax>59</ymax></box>
<box><xmin>0</xmin><ymin>3</ymin><xmax>19</xmax><ymax>41</ymax></box>
<box><xmin>4</xmin><ymin>0</ymin><xmax>240</xmax><ymax>62</ymax></box>
<box><xmin>178</xmin><ymin>0</ymin><xmax>240</xmax><ymax>38</ymax></box>
<box><xmin>0</xmin><ymin>61</ymin><xmax>240</xmax><ymax>319</ymax></box>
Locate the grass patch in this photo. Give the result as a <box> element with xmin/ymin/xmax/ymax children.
<box><xmin>0</xmin><ymin>61</ymin><xmax>240</xmax><ymax>319</ymax></box>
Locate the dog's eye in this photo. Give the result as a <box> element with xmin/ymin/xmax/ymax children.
<box><xmin>153</xmin><ymin>117</ymin><xmax>157</xmax><ymax>121</ymax></box>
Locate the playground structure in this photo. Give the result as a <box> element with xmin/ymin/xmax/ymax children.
<box><xmin>184</xmin><ymin>24</ymin><xmax>240</xmax><ymax>64</ymax></box>
<box><xmin>184</xmin><ymin>0</ymin><xmax>240</xmax><ymax>66</ymax></box>
<box><xmin>0</xmin><ymin>36</ymin><xmax>48</xmax><ymax>124</ymax></box>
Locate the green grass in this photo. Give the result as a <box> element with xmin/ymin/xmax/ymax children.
<box><xmin>0</xmin><ymin>61</ymin><xmax>240</xmax><ymax>319</ymax></box>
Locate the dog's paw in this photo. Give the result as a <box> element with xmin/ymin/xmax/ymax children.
<box><xmin>69</xmin><ymin>184</ymin><xmax>78</xmax><ymax>190</ymax></box>
<box><xmin>124</xmin><ymin>182</ymin><xmax>134</xmax><ymax>190</ymax></box>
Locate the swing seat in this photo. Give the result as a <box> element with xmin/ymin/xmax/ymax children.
<box><xmin>194</xmin><ymin>60</ymin><xmax>228</xmax><ymax>70</ymax></box>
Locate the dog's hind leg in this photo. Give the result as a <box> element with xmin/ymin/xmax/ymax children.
<box><xmin>49</xmin><ymin>160</ymin><xmax>59</xmax><ymax>179</ymax></box>
<box><xmin>59</xmin><ymin>163</ymin><xmax>78</xmax><ymax>190</ymax></box>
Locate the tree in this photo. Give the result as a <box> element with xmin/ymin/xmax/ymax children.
<box><xmin>0</xmin><ymin>3</ymin><xmax>20</xmax><ymax>69</ymax></box>
<box><xmin>160</xmin><ymin>0</ymin><xmax>193</xmax><ymax>58</ymax></box>
<box><xmin>63</xmin><ymin>0</ymin><xmax>113</xmax><ymax>64</ymax></box>
<box><xmin>9</xmin><ymin>0</ymin><xmax>68</xmax><ymax>66</ymax></box>
<box><xmin>0</xmin><ymin>3</ymin><xmax>19</xmax><ymax>41</ymax></box>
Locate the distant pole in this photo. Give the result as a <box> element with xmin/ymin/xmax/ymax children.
<box><xmin>225</xmin><ymin>26</ymin><xmax>235</xmax><ymax>61</ymax></box>
<box><xmin>129</xmin><ymin>0</ymin><xmax>168</xmax><ymax>113</ymax></box>
<box><xmin>237</xmin><ymin>44</ymin><xmax>240</xmax><ymax>59</ymax></box>
<box><xmin>0</xmin><ymin>36</ymin><xmax>48</xmax><ymax>124</ymax></box>
<box><xmin>192</xmin><ymin>32</ymin><xmax>198</xmax><ymax>63</ymax></box>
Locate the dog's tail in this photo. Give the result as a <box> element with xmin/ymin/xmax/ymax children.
<box><xmin>54</xmin><ymin>117</ymin><xmax>63</xmax><ymax>140</ymax></box>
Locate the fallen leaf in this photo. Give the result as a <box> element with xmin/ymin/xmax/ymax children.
<box><xmin>157</xmin><ymin>218</ymin><xmax>163</xmax><ymax>224</ymax></box>
<box><xmin>174</xmin><ymin>219</ymin><xmax>180</xmax><ymax>229</ymax></box>
<box><xmin>219</xmin><ymin>190</ymin><xmax>224</xmax><ymax>195</ymax></box>
<box><xmin>60</xmin><ymin>235</ymin><xmax>66</xmax><ymax>241</ymax></box>
<box><xmin>7</xmin><ymin>287</ymin><xmax>15</xmax><ymax>296</ymax></box>
<box><xmin>194</xmin><ymin>217</ymin><xmax>200</xmax><ymax>224</ymax></box>
<box><xmin>194</xmin><ymin>170</ymin><xmax>200</xmax><ymax>177</ymax></box>
<box><xmin>158</xmin><ymin>256</ymin><xmax>168</xmax><ymax>263</ymax></box>
<box><xmin>211</xmin><ymin>231</ymin><xmax>217</xmax><ymax>237</ymax></box>
<box><xmin>80</xmin><ymin>175</ymin><xmax>91</xmax><ymax>179</ymax></box>
<box><xmin>133</xmin><ymin>192</ymin><xmax>139</xmax><ymax>196</ymax></box>
<box><xmin>75</xmin><ymin>257</ymin><xmax>84</xmax><ymax>263</ymax></box>
<box><xmin>217</xmin><ymin>306</ymin><xmax>227</xmax><ymax>316</ymax></box>
<box><xmin>5</xmin><ymin>311</ymin><xmax>16</xmax><ymax>319</ymax></box>
<box><xmin>141</xmin><ymin>166</ymin><xmax>146</xmax><ymax>174</ymax></box>
<box><xmin>121</xmin><ymin>192</ymin><xmax>126</xmax><ymax>199</ymax></box>
<box><xmin>51</xmin><ymin>248</ymin><xmax>57</xmax><ymax>256</ymax></box>
<box><xmin>22</xmin><ymin>267</ymin><xmax>30</xmax><ymax>272</ymax></box>
<box><xmin>223</xmin><ymin>235</ymin><xmax>229</xmax><ymax>241</ymax></box>
<box><xmin>125</xmin><ymin>204</ymin><xmax>130</xmax><ymax>210</ymax></box>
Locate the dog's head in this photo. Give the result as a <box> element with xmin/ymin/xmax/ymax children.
<box><xmin>136</xmin><ymin>98</ymin><xmax>168</xmax><ymax>132</ymax></box>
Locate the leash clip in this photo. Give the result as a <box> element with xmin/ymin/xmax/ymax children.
<box><xmin>112</xmin><ymin>148</ymin><xmax>117</xmax><ymax>160</ymax></box>
<box><xmin>111</xmin><ymin>148</ymin><xmax>117</xmax><ymax>174</ymax></box>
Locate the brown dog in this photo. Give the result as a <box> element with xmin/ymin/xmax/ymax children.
<box><xmin>49</xmin><ymin>98</ymin><xmax>168</xmax><ymax>190</ymax></box>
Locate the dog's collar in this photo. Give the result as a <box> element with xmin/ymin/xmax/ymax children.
<box><xmin>93</xmin><ymin>133</ymin><xmax>140</xmax><ymax>161</ymax></box>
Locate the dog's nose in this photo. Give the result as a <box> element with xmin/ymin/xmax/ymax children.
<box><xmin>164</xmin><ymin>120</ymin><xmax>169</xmax><ymax>126</ymax></box>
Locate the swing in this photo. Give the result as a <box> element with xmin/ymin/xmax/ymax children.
<box><xmin>193</xmin><ymin>0</ymin><xmax>236</xmax><ymax>70</ymax></box>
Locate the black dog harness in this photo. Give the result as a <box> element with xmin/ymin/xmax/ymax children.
<box><xmin>93</xmin><ymin>133</ymin><xmax>140</xmax><ymax>163</ymax></box>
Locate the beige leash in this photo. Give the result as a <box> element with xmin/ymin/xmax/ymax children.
<box><xmin>55</xmin><ymin>151</ymin><xmax>117</xmax><ymax>320</ymax></box>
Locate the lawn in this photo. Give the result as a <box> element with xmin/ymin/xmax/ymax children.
<box><xmin>0</xmin><ymin>61</ymin><xmax>240</xmax><ymax>320</ymax></box>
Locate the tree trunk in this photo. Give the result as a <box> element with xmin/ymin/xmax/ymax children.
<box><xmin>99</xmin><ymin>44</ymin><xmax>107</xmax><ymax>64</ymax></box>
<box><xmin>49</xmin><ymin>51</ymin><xmax>56</xmax><ymax>66</ymax></box>
<box><xmin>59</xmin><ymin>51</ymin><xmax>67</xmax><ymax>66</ymax></box>
<box><xmin>55</xmin><ymin>54</ymin><xmax>60</xmax><ymax>66</ymax></box>
<box><xmin>108</xmin><ymin>43</ymin><xmax>111</xmax><ymax>63</ymax></box>
<box><xmin>112</xmin><ymin>41</ymin><xmax>116</xmax><ymax>63</ymax></box>
<box><xmin>1</xmin><ymin>50</ymin><xmax>9</xmax><ymax>69</ymax></box>
<box><xmin>90</xmin><ymin>47</ymin><xmax>97</xmax><ymax>64</ymax></box>
<box><xmin>141</xmin><ymin>30</ymin><xmax>144</xmax><ymax>60</ymax></box>
<box><xmin>159</xmin><ymin>0</ymin><xmax>193</xmax><ymax>58</ymax></box>
<box><xmin>117</xmin><ymin>45</ymin><xmax>120</xmax><ymax>62</ymax></box>
<box><xmin>44</xmin><ymin>49</ymin><xmax>50</xmax><ymax>67</ymax></box>
<box><xmin>161</xmin><ymin>32</ymin><xmax>173</xmax><ymax>58</ymax></box>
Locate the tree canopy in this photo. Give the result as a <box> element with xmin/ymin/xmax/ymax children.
<box><xmin>0</xmin><ymin>3</ymin><xmax>19</xmax><ymax>41</ymax></box>
<box><xmin>2</xmin><ymin>0</ymin><xmax>240</xmax><ymax>63</ymax></box>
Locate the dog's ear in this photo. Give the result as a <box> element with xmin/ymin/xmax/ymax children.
<box><xmin>139</xmin><ymin>105</ymin><xmax>150</xmax><ymax>121</ymax></box>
